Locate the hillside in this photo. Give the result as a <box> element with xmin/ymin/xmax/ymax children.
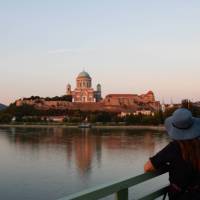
<box><xmin>0</xmin><ymin>103</ymin><xmax>7</xmax><ymax>110</ymax></box>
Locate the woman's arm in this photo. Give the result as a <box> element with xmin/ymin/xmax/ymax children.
<box><xmin>144</xmin><ymin>160</ymin><xmax>155</xmax><ymax>172</ymax></box>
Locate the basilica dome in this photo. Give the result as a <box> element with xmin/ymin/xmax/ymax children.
<box><xmin>77</xmin><ymin>71</ymin><xmax>91</xmax><ymax>79</ymax></box>
<box><xmin>147</xmin><ymin>90</ymin><xmax>154</xmax><ymax>94</ymax></box>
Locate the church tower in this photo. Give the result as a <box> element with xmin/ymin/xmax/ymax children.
<box><xmin>97</xmin><ymin>84</ymin><xmax>101</xmax><ymax>92</ymax></box>
<box><xmin>95</xmin><ymin>84</ymin><xmax>102</xmax><ymax>102</ymax></box>
<box><xmin>66</xmin><ymin>83</ymin><xmax>72</xmax><ymax>95</ymax></box>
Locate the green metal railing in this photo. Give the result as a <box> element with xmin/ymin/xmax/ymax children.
<box><xmin>58</xmin><ymin>170</ymin><xmax>168</xmax><ymax>200</ymax></box>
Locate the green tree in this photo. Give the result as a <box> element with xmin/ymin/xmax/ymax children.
<box><xmin>0</xmin><ymin>113</ymin><xmax>12</xmax><ymax>123</ymax></box>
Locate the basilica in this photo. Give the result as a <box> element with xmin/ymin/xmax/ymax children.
<box><xmin>66</xmin><ymin>71</ymin><xmax>102</xmax><ymax>103</ymax></box>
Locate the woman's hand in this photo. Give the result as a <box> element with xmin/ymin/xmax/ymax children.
<box><xmin>144</xmin><ymin>160</ymin><xmax>155</xmax><ymax>172</ymax></box>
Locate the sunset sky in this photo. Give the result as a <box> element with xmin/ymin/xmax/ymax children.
<box><xmin>1</xmin><ymin>0</ymin><xmax>200</xmax><ymax>105</ymax></box>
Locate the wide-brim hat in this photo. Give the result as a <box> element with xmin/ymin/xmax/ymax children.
<box><xmin>165</xmin><ymin>108</ymin><xmax>200</xmax><ymax>140</ymax></box>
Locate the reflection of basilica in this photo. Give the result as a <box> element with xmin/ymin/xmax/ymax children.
<box><xmin>7</xmin><ymin>128</ymin><xmax>158</xmax><ymax>176</ymax></box>
<box><xmin>74</xmin><ymin>131</ymin><xmax>94</xmax><ymax>174</ymax></box>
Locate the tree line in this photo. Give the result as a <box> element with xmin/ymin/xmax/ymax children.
<box><xmin>23</xmin><ymin>95</ymin><xmax>72</xmax><ymax>102</ymax></box>
<box><xmin>0</xmin><ymin>100</ymin><xmax>200</xmax><ymax>125</ymax></box>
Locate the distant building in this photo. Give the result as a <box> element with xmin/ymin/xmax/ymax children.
<box><xmin>119</xmin><ymin>110</ymin><xmax>154</xmax><ymax>117</ymax></box>
<box><xmin>193</xmin><ymin>101</ymin><xmax>200</xmax><ymax>108</ymax></box>
<box><xmin>161</xmin><ymin>103</ymin><xmax>181</xmax><ymax>112</ymax></box>
<box><xmin>15</xmin><ymin>70</ymin><xmax>160</xmax><ymax>113</ymax></box>
<box><xmin>104</xmin><ymin>91</ymin><xmax>160</xmax><ymax>111</ymax></box>
<box><xmin>46</xmin><ymin>116</ymin><xmax>65</xmax><ymax>122</ymax></box>
<box><xmin>134</xmin><ymin>110</ymin><xmax>154</xmax><ymax>116</ymax></box>
<box><xmin>140</xmin><ymin>91</ymin><xmax>156</xmax><ymax>103</ymax></box>
<box><xmin>67</xmin><ymin>71</ymin><xmax>102</xmax><ymax>103</ymax></box>
<box><xmin>161</xmin><ymin>104</ymin><xmax>166</xmax><ymax>112</ymax></box>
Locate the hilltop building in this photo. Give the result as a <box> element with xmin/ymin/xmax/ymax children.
<box><xmin>103</xmin><ymin>90</ymin><xmax>159</xmax><ymax>112</ymax></box>
<box><xmin>15</xmin><ymin>70</ymin><xmax>160</xmax><ymax>114</ymax></box>
<box><xmin>67</xmin><ymin>71</ymin><xmax>102</xmax><ymax>103</ymax></box>
<box><xmin>104</xmin><ymin>91</ymin><xmax>155</xmax><ymax>106</ymax></box>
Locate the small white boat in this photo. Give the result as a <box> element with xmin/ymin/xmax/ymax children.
<box><xmin>78</xmin><ymin>123</ymin><xmax>92</xmax><ymax>128</ymax></box>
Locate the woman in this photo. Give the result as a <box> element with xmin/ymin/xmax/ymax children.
<box><xmin>144</xmin><ymin>108</ymin><xmax>200</xmax><ymax>200</ymax></box>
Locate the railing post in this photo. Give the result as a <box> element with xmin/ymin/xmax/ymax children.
<box><xmin>115</xmin><ymin>188</ymin><xmax>128</xmax><ymax>200</ymax></box>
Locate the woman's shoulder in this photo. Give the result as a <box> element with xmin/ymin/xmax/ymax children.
<box><xmin>152</xmin><ymin>140</ymin><xmax>181</xmax><ymax>159</ymax></box>
<box><xmin>165</xmin><ymin>140</ymin><xmax>181</xmax><ymax>153</ymax></box>
<box><xmin>150</xmin><ymin>141</ymin><xmax>182</xmax><ymax>170</ymax></box>
<box><xmin>161</xmin><ymin>140</ymin><xmax>178</xmax><ymax>149</ymax></box>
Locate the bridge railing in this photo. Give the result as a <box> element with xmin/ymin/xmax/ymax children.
<box><xmin>58</xmin><ymin>170</ymin><xmax>169</xmax><ymax>200</ymax></box>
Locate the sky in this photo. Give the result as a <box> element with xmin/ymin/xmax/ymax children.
<box><xmin>0</xmin><ymin>0</ymin><xmax>200</xmax><ymax>105</ymax></box>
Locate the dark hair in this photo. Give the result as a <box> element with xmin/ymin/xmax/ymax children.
<box><xmin>178</xmin><ymin>139</ymin><xmax>200</xmax><ymax>171</ymax></box>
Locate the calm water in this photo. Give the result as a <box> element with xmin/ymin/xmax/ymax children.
<box><xmin>0</xmin><ymin>127</ymin><xmax>170</xmax><ymax>200</ymax></box>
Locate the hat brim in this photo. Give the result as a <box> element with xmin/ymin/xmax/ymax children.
<box><xmin>165</xmin><ymin>117</ymin><xmax>200</xmax><ymax>140</ymax></box>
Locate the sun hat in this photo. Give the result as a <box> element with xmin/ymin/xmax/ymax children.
<box><xmin>164</xmin><ymin>108</ymin><xmax>200</xmax><ymax>140</ymax></box>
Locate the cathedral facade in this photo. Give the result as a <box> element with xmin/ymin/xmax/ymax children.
<box><xmin>66</xmin><ymin>71</ymin><xmax>102</xmax><ymax>103</ymax></box>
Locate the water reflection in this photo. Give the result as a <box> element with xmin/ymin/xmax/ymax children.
<box><xmin>5</xmin><ymin>128</ymin><xmax>165</xmax><ymax>175</ymax></box>
<box><xmin>0</xmin><ymin>127</ymin><xmax>169</xmax><ymax>200</ymax></box>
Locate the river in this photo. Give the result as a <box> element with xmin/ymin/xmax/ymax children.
<box><xmin>0</xmin><ymin>127</ymin><xmax>170</xmax><ymax>200</ymax></box>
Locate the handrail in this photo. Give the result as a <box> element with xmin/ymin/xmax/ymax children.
<box><xmin>58</xmin><ymin>170</ymin><xmax>168</xmax><ymax>200</ymax></box>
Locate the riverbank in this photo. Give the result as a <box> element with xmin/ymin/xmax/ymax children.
<box><xmin>0</xmin><ymin>123</ymin><xmax>165</xmax><ymax>131</ymax></box>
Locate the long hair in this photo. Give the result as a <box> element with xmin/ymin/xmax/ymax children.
<box><xmin>178</xmin><ymin>139</ymin><xmax>200</xmax><ymax>171</ymax></box>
